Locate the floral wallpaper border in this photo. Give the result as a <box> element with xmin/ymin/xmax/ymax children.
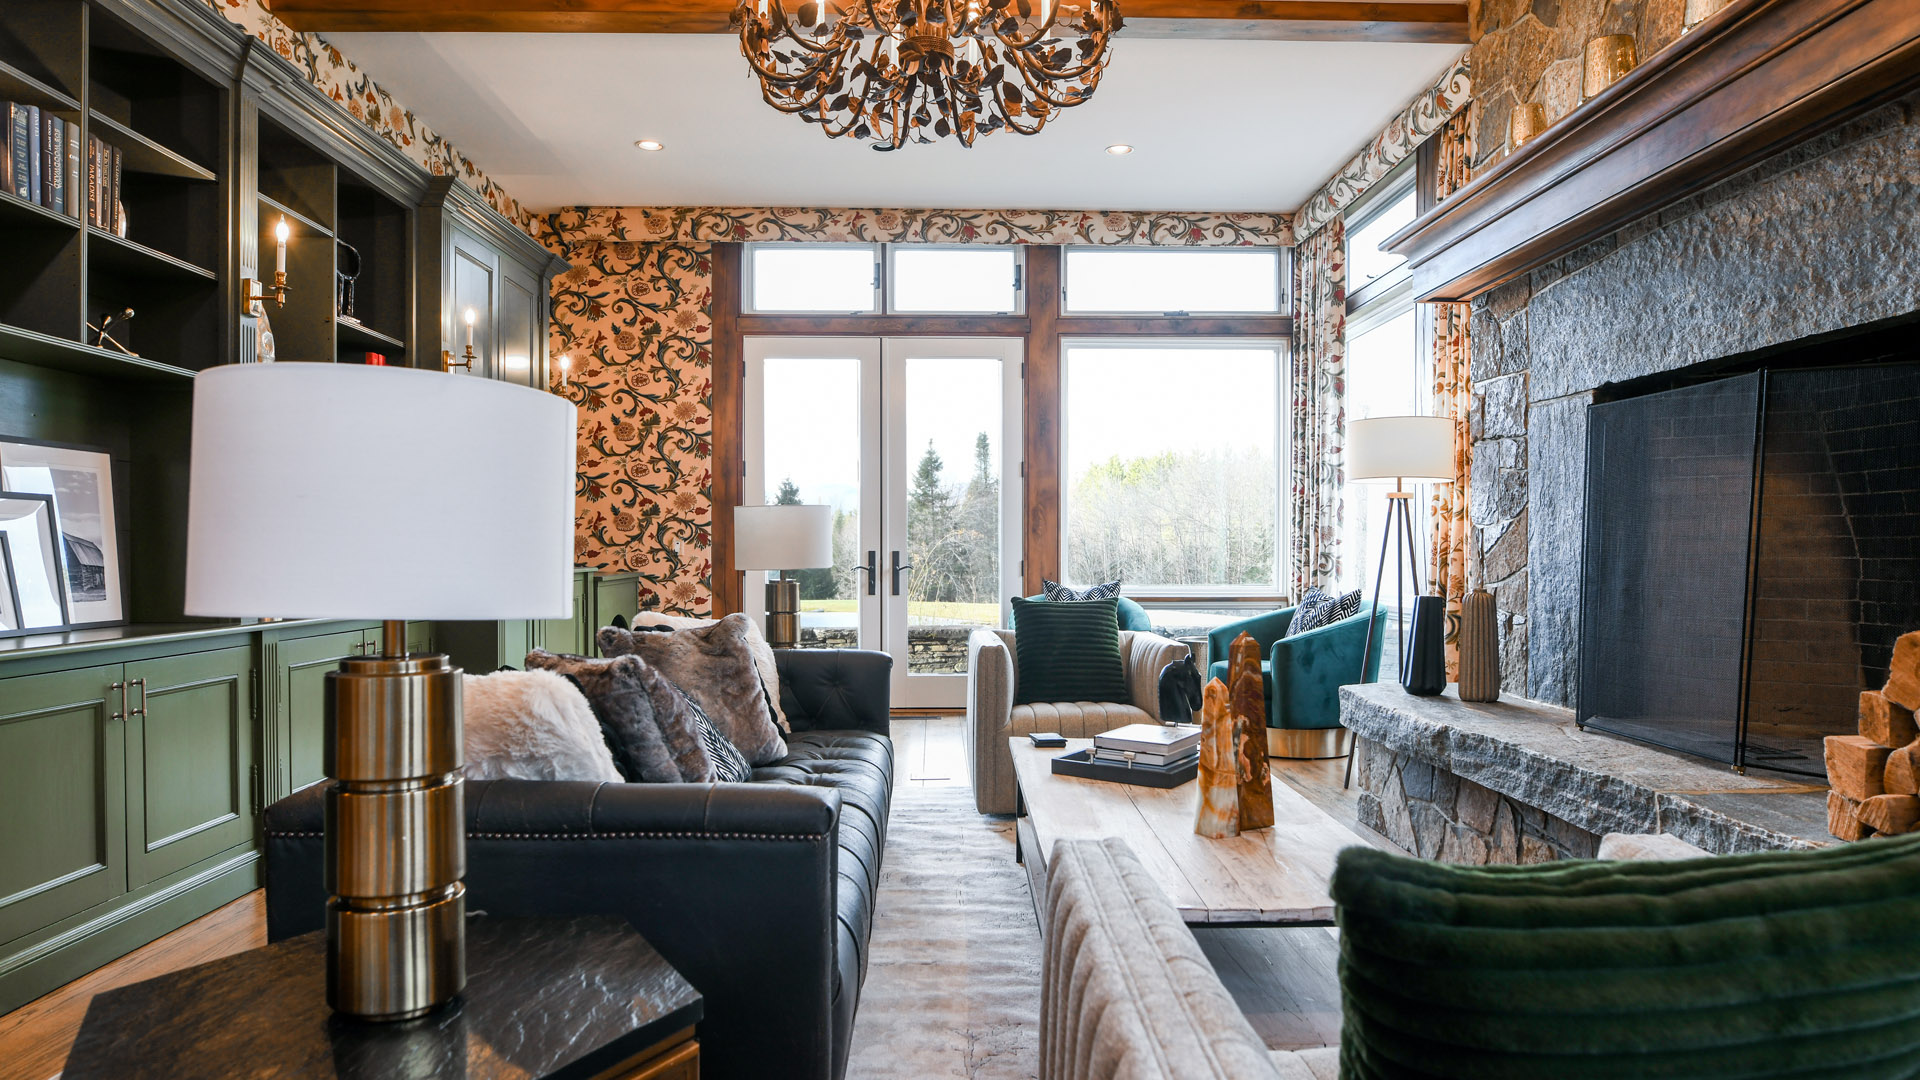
<box><xmin>203</xmin><ymin>0</ymin><xmax>543</xmax><ymax>239</ymax></box>
<box><xmin>1292</xmin><ymin>56</ymin><xmax>1472</xmax><ymax>242</ymax></box>
<box><xmin>550</xmin><ymin>206</ymin><xmax>1293</xmax><ymax>247</ymax></box>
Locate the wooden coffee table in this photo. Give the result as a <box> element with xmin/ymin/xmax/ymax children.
<box><xmin>1010</xmin><ymin>737</ymin><xmax>1370</xmax><ymax>927</ymax></box>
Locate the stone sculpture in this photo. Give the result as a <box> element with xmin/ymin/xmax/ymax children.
<box><xmin>1157</xmin><ymin>653</ymin><xmax>1204</xmax><ymax>724</ymax></box>
<box><xmin>1229</xmin><ymin>632</ymin><xmax>1275</xmax><ymax>832</ymax></box>
<box><xmin>1194</xmin><ymin>677</ymin><xmax>1240</xmax><ymax>839</ymax></box>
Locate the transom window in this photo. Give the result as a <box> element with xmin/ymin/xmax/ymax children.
<box><xmin>744</xmin><ymin>242</ymin><xmax>1025</xmax><ymax>315</ymax></box>
<box><xmin>1061</xmin><ymin>247</ymin><xmax>1285</xmax><ymax>315</ymax></box>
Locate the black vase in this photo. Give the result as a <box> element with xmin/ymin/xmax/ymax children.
<box><xmin>1401</xmin><ymin>595</ymin><xmax>1447</xmax><ymax>696</ymax></box>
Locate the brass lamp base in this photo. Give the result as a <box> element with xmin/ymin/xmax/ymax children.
<box><xmin>323</xmin><ymin>625</ymin><xmax>467</xmax><ymax>1021</ymax></box>
<box><xmin>766</xmin><ymin>578</ymin><xmax>800</xmax><ymax>650</ymax></box>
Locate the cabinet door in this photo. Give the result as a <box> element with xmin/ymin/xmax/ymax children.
<box><xmin>448</xmin><ymin>225</ymin><xmax>497</xmax><ymax>379</ymax></box>
<box><xmin>541</xmin><ymin>571</ymin><xmax>589</xmax><ymax>657</ymax></box>
<box><xmin>124</xmin><ymin>647</ymin><xmax>255</xmax><ymax>888</ymax></box>
<box><xmin>406</xmin><ymin>621</ymin><xmax>433</xmax><ymax>656</ymax></box>
<box><xmin>276</xmin><ymin>630</ymin><xmax>363</xmax><ymax>794</ymax></box>
<box><xmin>0</xmin><ymin>665</ymin><xmax>126</xmax><ymax>946</ymax></box>
<box><xmin>499</xmin><ymin>260</ymin><xmax>541</xmax><ymax>388</ymax></box>
<box><xmin>594</xmin><ymin>573</ymin><xmax>641</xmax><ymax>633</ymax></box>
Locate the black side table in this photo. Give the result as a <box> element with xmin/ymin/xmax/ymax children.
<box><xmin>62</xmin><ymin>916</ymin><xmax>702</xmax><ymax>1080</ymax></box>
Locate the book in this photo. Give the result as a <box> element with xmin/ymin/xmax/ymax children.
<box><xmin>87</xmin><ymin>134</ymin><xmax>100</xmax><ymax>225</ymax></box>
<box><xmin>110</xmin><ymin>142</ymin><xmax>122</xmax><ymax>234</ymax></box>
<box><xmin>45</xmin><ymin>116</ymin><xmax>63</xmax><ymax>212</ymax></box>
<box><xmin>1093</xmin><ymin>722</ymin><xmax>1201</xmax><ymax>757</ymax></box>
<box><xmin>64</xmin><ymin>119</ymin><xmax>79</xmax><ymax>217</ymax></box>
<box><xmin>1092</xmin><ymin>746</ymin><xmax>1200</xmax><ymax>768</ymax></box>
<box><xmin>21</xmin><ymin>105</ymin><xmax>41</xmax><ymax>205</ymax></box>
<box><xmin>1</xmin><ymin>102</ymin><xmax>16</xmax><ymax>197</ymax></box>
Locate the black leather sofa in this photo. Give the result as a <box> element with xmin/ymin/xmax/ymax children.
<box><xmin>262</xmin><ymin>648</ymin><xmax>894</xmax><ymax>1080</ymax></box>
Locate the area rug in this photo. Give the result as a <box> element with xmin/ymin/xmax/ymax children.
<box><xmin>845</xmin><ymin>785</ymin><xmax>1041</xmax><ymax>1080</ymax></box>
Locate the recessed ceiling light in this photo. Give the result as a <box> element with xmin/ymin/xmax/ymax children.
<box><xmin>1105</xmin><ymin>143</ymin><xmax>1134</xmax><ymax>155</ymax></box>
<box><xmin>634</xmin><ymin>139</ymin><xmax>666</xmax><ymax>152</ymax></box>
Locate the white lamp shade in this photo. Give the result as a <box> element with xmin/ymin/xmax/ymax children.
<box><xmin>1347</xmin><ymin>415</ymin><xmax>1456</xmax><ymax>484</ymax></box>
<box><xmin>185</xmin><ymin>364</ymin><xmax>577</xmax><ymax>620</ymax></box>
<box><xmin>733</xmin><ymin>504</ymin><xmax>833</xmax><ymax>570</ymax></box>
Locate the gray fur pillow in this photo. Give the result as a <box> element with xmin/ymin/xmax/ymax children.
<box><xmin>597</xmin><ymin>612</ymin><xmax>788</xmax><ymax>765</ymax></box>
<box><xmin>618</xmin><ymin>612</ymin><xmax>789</xmax><ymax>734</ymax></box>
<box><xmin>461</xmin><ymin>669</ymin><xmax>622</xmax><ymax>783</ymax></box>
<box><xmin>525</xmin><ymin>651</ymin><xmax>714</xmax><ymax>783</ymax></box>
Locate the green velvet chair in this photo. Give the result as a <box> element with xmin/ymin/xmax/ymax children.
<box><xmin>1012</xmin><ymin>593</ymin><xmax>1156</xmax><ymax>633</ymax></box>
<box><xmin>1205</xmin><ymin>602</ymin><xmax>1387</xmax><ymax>759</ymax></box>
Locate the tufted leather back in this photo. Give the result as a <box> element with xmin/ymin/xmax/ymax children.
<box><xmin>776</xmin><ymin>648</ymin><xmax>893</xmax><ymax>736</ymax></box>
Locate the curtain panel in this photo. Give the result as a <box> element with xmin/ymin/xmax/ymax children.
<box><xmin>1428</xmin><ymin>109</ymin><xmax>1475</xmax><ymax>679</ymax></box>
<box><xmin>1288</xmin><ymin>217</ymin><xmax>1348</xmax><ymax>599</ymax></box>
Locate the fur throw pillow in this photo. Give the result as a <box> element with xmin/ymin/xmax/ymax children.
<box><xmin>614</xmin><ymin>612</ymin><xmax>788</xmax><ymax>734</ymax></box>
<box><xmin>526</xmin><ymin>651</ymin><xmax>714</xmax><ymax>784</ymax></box>
<box><xmin>461</xmin><ymin>669</ymin><xmax>622</xmax><ymax>783</ymax></box>
<box><xmin>597</xmin><ymin>613</ymin><xmax>788</xmax><ymax>765</ymax></box>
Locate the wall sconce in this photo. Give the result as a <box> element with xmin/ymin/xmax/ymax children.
<box><xmin>442</xmin><ymin>307</ymin><xmax>478</xmax><ymax>372</ymax></box>
<box><xmin>242</xmin><ymin>216</ymin><xmax>292</xmax><ymax>310</ymax></box>
<box><xmin>552</xmin><ymin>353</ymin><xmax>572</xmax><ymax>394</ymax></box>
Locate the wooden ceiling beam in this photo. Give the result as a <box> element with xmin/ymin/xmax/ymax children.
<box><xmin>265</xmin><ymin>0</ymin><xmax>1469</xmax><ymax>43</ymax></box>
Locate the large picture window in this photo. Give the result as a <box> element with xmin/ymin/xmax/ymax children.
<box><xmin>1062</xmin><ymin>339</ymin><xmax>1285</xmax><ymax>594</ymax></box>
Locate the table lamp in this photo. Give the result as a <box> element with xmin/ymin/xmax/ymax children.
<box><xmin>185</xmin><ymin>363</ymin><xmax>575</xmax><ymax>1021</ymax></box>
<box><xmin>1345</xmin><ymin>414</ymin><xmax>1455</xmax><ymax>683</ymax></box>
<box><xmin>734</xmin><ymin>503</ymin><xmax>833</xmax><ymax>649</ymax></box>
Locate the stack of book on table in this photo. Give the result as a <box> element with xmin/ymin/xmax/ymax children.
<box><xmin>1092</xmin><ymin>723</ymin><xmax>1202</xmax><ymax>770</ymax></box>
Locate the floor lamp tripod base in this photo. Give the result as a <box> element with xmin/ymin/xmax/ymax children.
<box><xmin>323</xmin><ymin>622</ymin><xmax>468</xmax><ymax>1020</ymax></box>
<box><xmin>1343</xmin><ymin>489</ymin><xmax>1424</xmax><ymax>790</ymax></box>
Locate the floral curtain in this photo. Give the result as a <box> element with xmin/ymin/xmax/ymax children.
<box><xmin>1289</xmin><ymin>217</ymin><xmax>1348</xmax><ymax>599</ymax></box>
<box><xmin>1428</xmin><ymin>109</ymin><xmax>1476</xmax><ymax>679</ymax></box>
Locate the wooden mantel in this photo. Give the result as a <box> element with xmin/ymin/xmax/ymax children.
<box><xmin>1387</xmin><ymin>0</ymin><xmax>1920</xmax><ymax>303</ymax></box>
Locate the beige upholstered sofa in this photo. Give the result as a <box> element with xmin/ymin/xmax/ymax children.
<box><xmin>1040</xmin><ymin>837</ymin><xmax>1338</xmax><ymax>1080</ymax></box>
<box><xmin>966</xmin><ymin>628</ymin><xmax>1191</xmax><ymax>814</ymax></box>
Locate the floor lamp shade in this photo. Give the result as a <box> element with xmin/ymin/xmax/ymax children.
<box><xmin>1347</xmin><ymin>415</ymin><xmax>1456</xmax><ymax>485</ymax></box>
<box><xmin>733</xmin><ymin>503</ymin><xmax>834</xmax><ymax>570</ymax></box>
<box><xmin>183</xmin><ymin>362</ymin><xmax>576</xmax><ymax>1022</ymax></box>
<box><xmin>185</xmin><ymin>363</ymin><xmax>576</xmax><ymax>620</ymax></box>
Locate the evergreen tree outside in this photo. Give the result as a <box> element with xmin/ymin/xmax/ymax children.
<box><xmin>773</xmin><ymin>477</ymin><xmax>837</xmax><ymax>600</ymax></box>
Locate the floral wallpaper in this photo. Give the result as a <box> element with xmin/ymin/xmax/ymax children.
<box><xmin>200</xmin><ymin>0</ymin><xmax>544</xmax><ymax>239</ymax></box>
<box><xmin>1429</xmin><ymin>110</ymin><xmax>1476</xmax><ymax>679</ymax></box>
<box><xmin>1292</xmin><ymin>56</ymin><xmax>1472</xmax><ymax>242</ymax></box>
<box><xmin>548</xmin><ymin>239</ymin><xmax>718</xmax><ymax>617</ymax></box>
<box><xmin>549</xmin><ymin>206</ymin><xmax>1293</xmax><ymax>247</ymax></box>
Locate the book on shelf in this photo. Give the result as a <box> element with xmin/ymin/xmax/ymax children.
<box><xmin>0</xmin><ymin>104</ymin><xmax>82</xmax><ymax>219</ymax></box>
<box><xmin>7</xmin><ymin>102</ymin><xmax>37</xmax><ymax>203</ymax></box>
<box><xmin>1092</xmin><ymin>722</ymin><xmax>1202</xmax><ymax>757</ymax></box>
<box><xmin>43</xmin><ymin>115</ymin><xmax>62</xmax><ymax>214</ymax></box>
<box><xmin>64</xmin><ymin>120</ymin><xmax>79</xmax><ymax>218</ymax></box>
<box><xmin>86</xmin><ymin>136</ymin><xmax>123</xmax><ymax>233</ymax></box>
<box><xmin>1091</xmin><ymin>746</ymin><xmax>1200</xmax><ymax>768</ymax></box>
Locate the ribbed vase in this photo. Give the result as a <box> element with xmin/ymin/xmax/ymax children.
<box><xmin>1458</xmin><ymin>588</ymin><xmax>1501</xmax><ymax>702</ymax></box>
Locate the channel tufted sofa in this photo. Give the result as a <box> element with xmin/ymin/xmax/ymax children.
<box><xmin>263</xmin><ymin>647</ymin><xmax>894</xmax><ymax>1080</ymax></box>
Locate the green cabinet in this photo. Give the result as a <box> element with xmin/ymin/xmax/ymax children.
<box><xmin>125</xmin><ymin>647</ymin><xmax>255</xmax><ymax>889</ymax></box>
<box><xmin>269</xmin><ymin>625</ymin><xmax>379</xmax><ymax>798</ymax></box>
<box><xmin>541</xmin><ymin>571</ymin><xmax>591</xmax><ymax>657</ymax></box>
<box><xmin>0</xmin><ymin>665</ymin><xmax>127</xmax><ymax>949</ymax></box>
<box><xmin>594</xmin><ymin>571</ymin><xmax>642</xmax><ymax>633</ymax></box>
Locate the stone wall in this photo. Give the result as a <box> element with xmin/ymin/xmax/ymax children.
<box><xmin>1356</xmin><ymin>740</ymin><xmax>1600</xmax><ymax>863</ymax></box>
<box><xmin>794</xmin><ymin>625</ymin><xmax>972</xmax><ymax>674</ymax></box>
<box><xmin>1466</xmin><ymin>92</ymin><xmax>1920</xmax><ymax>706</ymax></box>
<box><xmin>1466</xmin><ymin>0</ymin><xmax>1685</xmax><ymax>172</ymax></box>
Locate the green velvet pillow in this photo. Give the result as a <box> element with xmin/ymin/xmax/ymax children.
<box><xmin>1010</xmin><ymin>596</ymin><xmax>1129</xmax><ymax>707</ymax></box>
<box><xmin>1330</xmin><ymin>833</ymin><xmax>1920</xmax><ymax>1079</ymax></box>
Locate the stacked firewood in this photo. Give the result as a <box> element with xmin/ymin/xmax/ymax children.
<box><xmin>1825</xmin><ymin>632</ymin><xmax>1920</xmax><ymax>841</ymax></box>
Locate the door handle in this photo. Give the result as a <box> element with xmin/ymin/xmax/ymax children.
<box><xmin>109</xmin><ymin>680</ymin><xmax>126</xmax><ymax>722</ymax></box>
<box><xmin>891</xmin><ymin>550</ymin><xmax>912</xmax><ymax>597</ymax></box>
<box><xmin>130</xmin><ymin>677</ymin><xmax>147</xmax><ymax>718</ymax></box>
<box><xmin>853</xmin><ymin>550</ymin><xmax>877</xmax><ymax>596</ymax></box>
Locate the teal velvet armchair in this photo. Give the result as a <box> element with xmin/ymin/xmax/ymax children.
<box><xmin>1205</xmin><ymin>603</ymin><xmax>1388</xmax><ymax>759</ymax></box>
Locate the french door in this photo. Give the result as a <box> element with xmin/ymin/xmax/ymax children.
<box><xmin>744</xmin><ymin>336</ymin><xmax>1023</xmax><ymax>708</ymax></box>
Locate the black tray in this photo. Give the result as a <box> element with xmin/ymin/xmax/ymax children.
<box><xmin>1049</xmin><ymin>749</ymin><xmax>1197</xmax><ymax>788</ymax></box>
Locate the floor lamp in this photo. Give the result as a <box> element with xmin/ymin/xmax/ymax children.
<box><xmin>186</xmin><ymin>363</ymin><xmax>575</xmax><ymax>1020</ymax></box>
<box><xmin>1342</xmin><ymin>415</ymin><xmax>1455</xmax><ymax>789</ymax></box>
<box><xmin>735</xmin><ymin>503</ymin><xmax>834</xmax><ymax>649</ymax></box>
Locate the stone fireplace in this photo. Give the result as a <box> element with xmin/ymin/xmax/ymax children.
<box><xmin>1468</xmin><ymin>90</ymin><xmax>1920</xmax><ymax>718</ymax></box>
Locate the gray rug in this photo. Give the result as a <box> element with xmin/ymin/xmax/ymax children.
<box><xmin>846</xmin><ymin>785</ymin><xmax>1041</xmax><ymax>1080</ymax></box>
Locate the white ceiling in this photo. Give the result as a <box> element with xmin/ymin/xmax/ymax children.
<box><xmin>325</xmin><ymin>32</ymin><xmax>1464</xmax><ymax>214</ymax></box>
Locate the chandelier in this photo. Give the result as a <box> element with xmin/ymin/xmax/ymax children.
<box><xmin>734</xmin><ymin>0</ymin><xmax>1123</xmax><ymax>150</ymax></box>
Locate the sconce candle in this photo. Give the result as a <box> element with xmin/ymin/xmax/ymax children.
<box><xmin>558</xmin><ymin>354</ymin><xmax>571</xmax><ymax>388</ymax></box>
<box><xmin>464</xmin><ymin>308</ymin><xmax>476</xmax><ymax>349</ymax></box>
<box><xmin>274</xmin><ymin>217</ymin><xmax>288</xmax><ymax>274</ymax></box>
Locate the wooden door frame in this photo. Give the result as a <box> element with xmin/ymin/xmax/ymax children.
<box><xmin>708</xmin><ymin>242</ymin><xmax>1292</xmax><ymax>616</ymax></box>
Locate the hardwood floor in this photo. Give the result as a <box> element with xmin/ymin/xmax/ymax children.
<box><xmin>0</xmin><ymin>892</ymin><xmax>266</xmax><ymax>1080</ymax></box>
<box><xmin>890</xmin><ymin>715</ymin><xmax>969</xmax><ymax>789</ymax></box>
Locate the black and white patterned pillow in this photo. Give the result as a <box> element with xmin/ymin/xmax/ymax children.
<box><xmin>1043</xmin><ymin>578</ymin><xmax>1122</xmax><ymax>602</ymax></box>
<box><xmin>683</xmin><ymin>689</ymin><xmax>754</xmax><ymax>782</ymax></box>
<box><xmin>1286</xmin><ymin>588</ymin><xmax>1364</xmax><ymax>637</ymax></box>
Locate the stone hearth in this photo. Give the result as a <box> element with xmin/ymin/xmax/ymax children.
<box><xmin>1340</xmin><ymin>684</ymin><xmax>1830</xmax><ymax>864</ymax></box>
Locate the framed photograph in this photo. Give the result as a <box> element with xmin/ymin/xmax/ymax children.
<box><xmin>0</xmin><ymin>439</ymin><xmax>124</xmax><ymax>628</ymax></box>
<box><xmin>0</xmin><ymin>491</ymin><xmax>70</xmax><ymax>636</ymax></box>
<box><xmin>0</xmin><ymin>534</ymin><xmax>21</xmax><ymax>634</ymax></box>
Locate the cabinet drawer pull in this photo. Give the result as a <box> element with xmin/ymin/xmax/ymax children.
<box><xmin>131</xmin><ymin>677</ymin><xmax>147</xmax><ymax>718</ymax></box>
<box><xmin>109</xmin><ymin>680</ymin><xmax>126</xmax><ymax>722</ymax></box>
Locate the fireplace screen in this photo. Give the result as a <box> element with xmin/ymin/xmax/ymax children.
<box><xmin>1579</xmin><ymin>364</ymin><xmax>1920</xmax><ymax>774</ymax></box>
